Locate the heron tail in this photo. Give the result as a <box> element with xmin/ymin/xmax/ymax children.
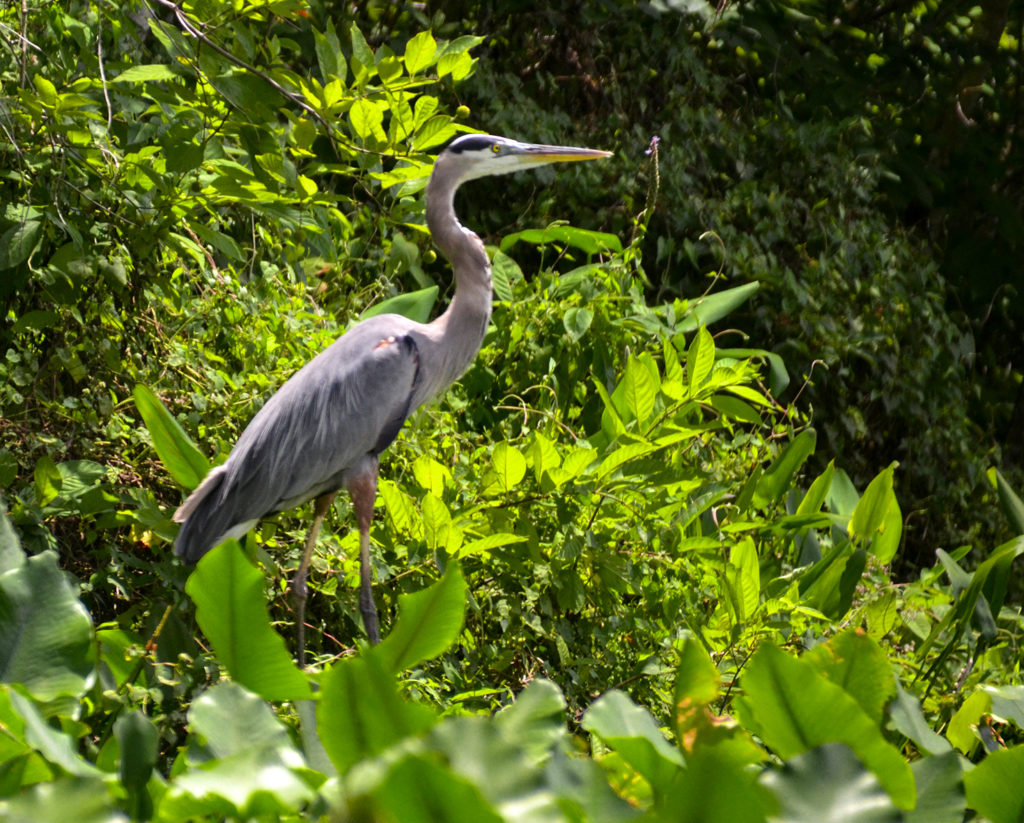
<box><xmin>172</xmin><ymin>465</ymin><xmax>236</xmax><ymax>564</ymax></box>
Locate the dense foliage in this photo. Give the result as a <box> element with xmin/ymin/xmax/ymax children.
<box><xmin>1</xmin><ymin>0</ymin><xmax>1023</xmax><ymax>820</ymax></box>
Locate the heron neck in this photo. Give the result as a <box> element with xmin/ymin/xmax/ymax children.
<box><xmin>422</xmin><ymin>173</ymin><xmax>493</xmax><ymax>391</ymax></box>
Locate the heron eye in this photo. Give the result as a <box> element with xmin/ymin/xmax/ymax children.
<box><xmin>491</xmin><ymin>144</ymin><xmax>501</xmax><ymax>153</ymax></box>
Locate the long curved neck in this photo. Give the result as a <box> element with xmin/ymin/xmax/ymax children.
<box><xmin>422</xmin><ymin>170</ymin><xmax>493</xmax><ymax>392</ymax></box>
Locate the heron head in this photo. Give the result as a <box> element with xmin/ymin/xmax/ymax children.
<box><xmin>436</xmin><ymin>134</ymin><xmax>612</xmax><ymax>186</ymax></box>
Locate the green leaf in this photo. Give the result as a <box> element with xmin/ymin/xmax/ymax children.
<box><xmin>678</xmin><ymin>282</ymin><xmax>760</xmax><ymax>331</ymax></box>
<box><xmin>0</xmin><ymin>219</ymin><xmax>42</xmax><ymax>269</ymax></box>
<box><xmin>687</xmin><ymin>326</ymin><xmax>715</xmax><ymax>394</ymax></box>
<box><xmin>753</xmin><ymin>429</ymin><xmax>817</xmax><ymax>508</ymax></box>
<box><xmin>886</xmin><ymin>683</ymin><xmax>952</xmax><ymax>756</ymax></box>
<box><xmin>165</xmin><ymin>681</ymin><xmax>316</xmax><ymax>818</ymax></box>
<box><xmin>412</xmin><ymin>455</ymin><xmax>451</xmax><ymax>496</ymax></box>
<box><xmin>849</xmin><ymin>463</ymin><xmax>900</xmax><ymax>561</ymax></box>
<box><xmin>947</xmin><ymin>689</ymin><xmax>990</xmax><ymax>754</ymax></box>
<box><xmin>664</xmin><ymin>745</ymin><xmax>769</xmax><ymax>823</ymax></box>
<box><xmin>7</xmin><ymin>690</ymin><xmax>103</xmax><ymax>777</ymax></box>
<box><xmin>905</xmin><ymin>751</ymin><xmax>964</xmax><ymax>823</ymax></box>
<box><xmin>963</xmin><ymin>745</ymin><xmax>1024</xmax><ymax>823</ymax></box>
<box><xmin>0</xmin><ymin>550</ymin><xmax>93</xmax><ymax>700</ymax></box>
<box><xmin>373</xmin><ymin>753</ymin><xmax>503</xmax><ymax>823</ymax></box>
<box><xmin>494</xmin><ymin>679</ymin><xmax>568</xmax><ymax>763</ymax></box>
<box><xmin>797</xmin><ymin>460</ymin><xmax>835</xmax><ymax>516</ymax></box>
<box><xmin>804</xmin><ymin>631</ymin><xmax>896</xmax><ymax>725</ymax></box>
<box><xmin>734</xmin><ymin>644</ymin><xmax>914</xmax><ymax>809</ymax></box>
<box><xmin>115</xmin><ymin>711</ymin><xmax>158</xmax><ymax>820</ymax></box>
<box><xmin>454</xmin><ymin>532</ymin><xmax>527</xmax><ymax>558</ymax></box>
<box><xmin>582</xmin><ymin>689</ymin><xmax>684</xmax><ymax>793</ymax></box>
<box><xmin>361</xmin><ymin>285</ymin><xmax>438</xmax><ymax>323</ymax></box>
<box><xmin>500</xmin><ymin>225</ymin><xmax>622</xmax><ymax>255</ymax></box>
<box><xmin>760</xmin><ymin>743</ymin><xmax>901</xmax><ymax>823</ymax></box>
<box><xmin>0</xmin><ymin>502</ymin><xmax>25</xmax><ymax>575</ymax></box>
<box><xmin>133</xmin><ymin>385</ymin><xmax>210</xmax><ymax>491</ymax></box>
<box><xmin>349</xmin><ymin>23</ymin><xmax>377</xmax><ymax>81</ymax></box>
<box><xmin>404</xmin><ymin>30</ymin><xmax>437</xmax><ymax>74</ymax></box>
<box><xmin>314</xmin><ymin>20</ymin><xmax>345</xmax><ymax>81</ymax></box>
<box><xmin>725</xmin><ymin>537</ymin><xmax>760</xmax><ymax>624</ymax></box>
<box><xmin>377</xmin><ymin>564</ymin><xmax>467</xmax><ymax>673</ymax></box>
<box><xmin>317</xmin><ymin>650</ymin><xmax>436</xmax><ymax>774</ymax></box>
<box><xmin>623</xmin><ymin>355</ymin><xmax>658</xmax><ymax>426</ymax></box>
<box><xmin>490</xmin><ymin>249</ymin><xmax>522</xmax><ymax>302</ymax></box>
<box><xmin>991</xmin><ymin>467</ymin><xmax>1024</xmax><ymax>535</ymax></box>
<box><xmin>563</xmin><ymin>306</ymin><xmax>594</xmax><ymax>341</ymax></box>
<box><xmin>0</xmin><ymin>775</ymin><xmax>118</xmax><ymax>822</ymax></box>
<box><xmin>33</xmin><ymin>455</ymin><xmax>61</xmax><ymax>506</ymax></box>
<box><xmin>186</xmin><ymin>541</ymin><xmax>313</xmax><ymax>702</ymax></box>
<box><xmin>113</xmin><ymin>63</ymin><xmax>179</xmax><ymax>83</ymax></box>
<box><xmin>421</xmin><ymin>493</ymin><xmax>460</xmax><ymax>552</ymax></box>
<box><xmin>349</xmin><ymin>98</ymin><xmax>386</xmax><ymax>142</ymax></box>
<box><xmin>490</xmin><ymin>442</ymin><xmax>526</xmax><ymax>493</ymax></box>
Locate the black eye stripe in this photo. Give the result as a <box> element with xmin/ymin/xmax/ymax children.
<box><xmin>447</xmin><ymin>136</ymin><xmax>498</xmax><ymax>154</ymax></box>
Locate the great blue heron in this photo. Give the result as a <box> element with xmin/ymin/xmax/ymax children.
<box><xmin>173</xmin><ymin>134</ymin><xmax>612</xmax><ymax>659</ymax></box>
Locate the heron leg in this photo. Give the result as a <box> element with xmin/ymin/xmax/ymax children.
<box><xmin>347</xmin><ymin>460</ymin><xmax>380</xmax><ymax>644</ymax></box>
<box><xmin>293</xmin><ymin>491</ymin><xmax>336</xmax><ymax>667</ymax></box>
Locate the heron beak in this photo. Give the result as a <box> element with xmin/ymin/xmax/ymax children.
<box><xmin>517</xmin><ymin>143</ymin><xmax>613</xmax><ymax>165</ymax></box>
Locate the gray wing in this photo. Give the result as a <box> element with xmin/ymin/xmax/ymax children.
<box><xmin>174</xmin><ymin>315</ymin><xmax>421</xmax><ymax>562</ymax></box>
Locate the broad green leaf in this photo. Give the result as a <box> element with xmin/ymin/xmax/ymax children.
<box><xmin>734</xmin><ymin>644</ymin><xmax>915</xmax><ymax>809</ymax></box>
<box><xmin>0</xmin><ymin>775</ymin><xmax>117</xmax><ymax>822</ymax></box>
<box><xmin>687</xmin><ymin>326</ymin><xmax>715</xmax><ymax>394</ymax></box>
<box><xmin>115</xmin><ymin>710</ymin><xmax>158</xmax><ymax>801</ymax></box>
<box><xmin>623</xmin><ymin>355</ymin><xmax>658</xmax><ymax>426</ymax></box>
<box><xmin>349</xmin><ymin>23</ymin><xmax>377</xmax><ymax>80</ymax></box>
<box><xmin>983</xmin><ymin>684</ymin><xmax>1024</xmax><ymax>728</ymax></box>
<box><xmin>725</xmin><ymin>537</ymin><xmax>760</xmax><ymax>623</ymax></box>
<box><xmin>753</xmin><ymin>429</ymin><xmax>817</xmax><ymax>508</ymax></box>
<box><xmin>582</xmin><ymin>689</ymin><xmax>684</xmax><ymax>793</ymax></box>
<box><xmin>404</xmin><ymin>30</ymin><xmax>437</xmax><ymax>74</ymax></box>
<box><xmin>379</xmin><ymin>479</ymin><xmax>417</xmax><ymax>535</ymax></box>
<box><xmin>349</xmin><ymin>98</ymin><xmax>386</xmax><ymax>142</ymax></box>
<box><xmin>804</xmin><ymin>631</ymin><xmax>895</xmax><ymax>724</ymax></box>
<box><xmin>133</xmin><ymin>385</ymin><xmax>210</xmax><ymax>491</ymax></box>
<box><xmin>947</xmin><ymin>689</ymin><xmax>990</xmax><ymax>754</ymax></box>
<box><xmin>361</xmin><ymin>285</ymin><xmax>438</xmax><ymax>323</ymax></box>
<box><xmin>437</xmin><ymin>51</ymin><xmax>475</xmax><ymax>82</ymax></box>
<box><xmin>421</xmin><ymin>493</ymin><xmax>461</xmax><ymax>552</ymax></box>
<box><xmin>317</xmin><ymin>650</ymin><xmax>436</xmax><ymax>774</ymax></box>
<box><xmin>314</xmin><ymin>20</ymin><xmax>345</xmax><ymax>81</ymax></box>
<box><xmin>990</xmin><ymin>467</ymin><xmax>1024</xmax><ymax>534</ymax></box>
<box><xmin>490</xmin><ymin>249</ymin><xmax>522</xmax><ymax>302</ymax></box>
<box><xmin>664</xmin><ymin>745</ymin><xmax>768</xmax><ymax>823</ymax></box>
<box><xmin>373</xmin><ymin>754</ymin><xmax>503</xmax><ymax>823</ymax></box>
<box><xmin>678</xmin><ymin>281</ymin><xmax>760</xmax><ymax>331</ymax></box>
<box><xmin>886</xmin><ymin>683</ymin><xmax>952</xmax><ymax>756</ymax></box>
<box><xmin>0</xmin><ymin>219</ymin><xmax>42</xmax><ymax>269</ymax></box>
<box><xmin>113</xmin><ymin>63</ymin><xmax>179</xmax><ymax>83</ymax></box>
<box><xmin>33</xmin><ymin>455</ymin><xmax>61</xmax><ymax>506</ymax></box>
<box><xmin>0</xmin><ymin>550</ymin><xmax>93</xmax><ymax>700</ymax></box>
<box><xmin>494</xmin><ymin>679</ymin><xmax>568</xmax><ymax>763</ymax></box>
<box><xmin>166</xmin><ymin>682</ymin><xmax>316</xmax><ymax>818</ymax></box>
<box><xmin>905</xmin><ymin>751</ymin><xmax>964</xmax><ymax>823</ymax></box>
<box><xmin>7</xmin><ymin>690</ymin><xmax>103</xmax><ymax>777</ymax></box>
<box><xmin>186</xmin><ymin>541</ymin><xmax>313</xmax><ymax>702</ymax></box>
<box><xmin>963</xmin><ymin>745</ymin><xmax>1024</xmax><ymax>823</ymax></box>
<box><xmin>377</xmin><ymin>564</ymin><xmax>467</xmax><ymax>673</ymax></box>
<box><xmin>760</xmin><ymin>743</ymin><xmax>900</xmax><ymax>823</ymax></box>
<box><xmin>563</xmin><ymin>306</ymin><xmax>594</xmax><ymax>341</ymax></box>
<box><xmin>500</xmin><ymin>226</ymin><xmax>622</xmax><ymax>255</ymax></box>
<box><xmin>412</xmin><ymin>455</ymin><xmax>451</xmax><ymax>496</ymax></box>
<box><xmin>490</xmin><ymin>442</ymin><xmax>526</xmax><ymax>493</ymax></box>
<box><xmin>850</xmin><ymin>463</ymin><xmax>900</xmax><ymax>559</ymax></box>
<box><xmin>797</xmin><ymin>460</ymin><xmax>835</xmax><ymax>516</ymax></box>
<box><xmin>0</xmin><ymin>501</ymin><xmax>25</xmax><ymax>575</ymax></box>
<box><xmin>455</xmin><ymin>532</ymin><xmax>527</xmax><ymax>558</ymax></box>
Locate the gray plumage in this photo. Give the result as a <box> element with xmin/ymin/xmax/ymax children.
<box><xmin>172</xmin><ymin>134</ymin><xmax>611</xmax><ymax>653</ymax></box>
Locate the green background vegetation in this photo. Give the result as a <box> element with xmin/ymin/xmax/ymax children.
<box><xmin>1</xmin><ymin>0</ymin><xmax>1023</xmax><ymax>820</ymax></box>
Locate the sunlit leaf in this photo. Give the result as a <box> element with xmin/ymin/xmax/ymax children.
<box><xmin>133</xmin><ymin>385</ymin><xmax>210</xmax><ymax>491</ymax></box>
<box><xmin>186</xmin><ymin>541</ymin><xmax>313</xmax><ymax>702</ymax></box>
